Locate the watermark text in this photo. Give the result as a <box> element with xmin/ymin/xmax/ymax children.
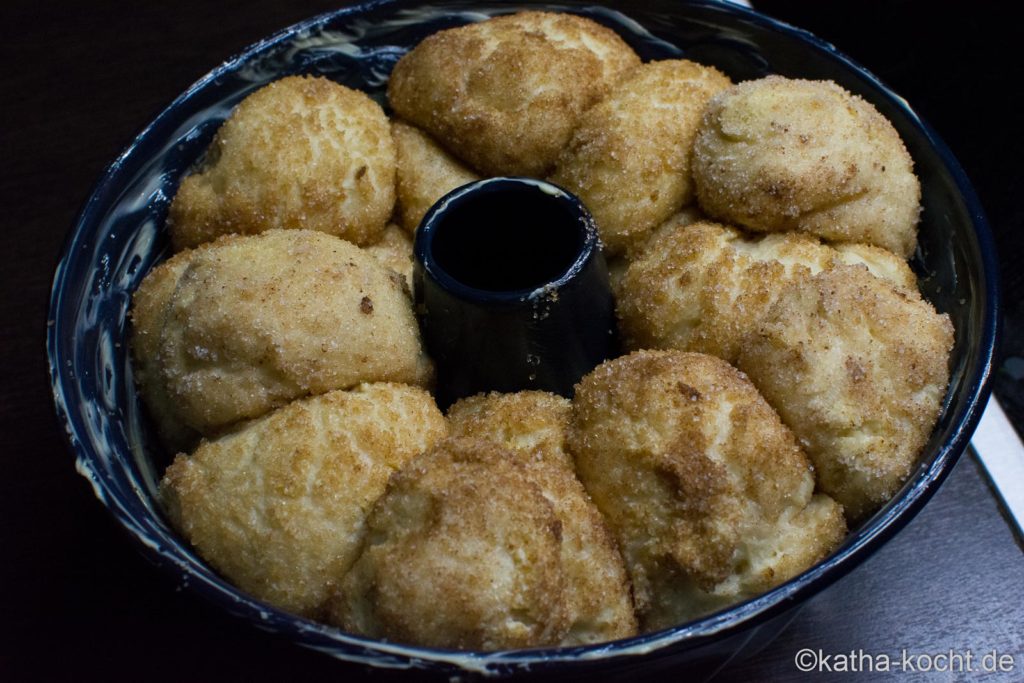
<box><xmin>794</xmin><ymin>648</ymin><xmax>1016</xmax><ymax>674</ymax></box>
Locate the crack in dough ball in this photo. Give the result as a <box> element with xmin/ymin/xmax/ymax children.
<box><xmin>392</xmin><ymin>121</ymin><xmax>480</xmax><ymax>233</ymax></box>
<box><xmin>550</xmin><ymin>60</ymin><xmax>731</xmax><ymax>255</ymax></box>
<box><xmin>446</xmin><ymin>392</ymin><xmax>639</xmax><ymax>644</ymax></box>
<box><xmin>737</xmin><ymin>266</ymin><xmax>954</xmax><ymax>521</ymax></box>
<box><xmin>693</xmin><ymin>76</ymin><xmax>920</xmax><ymax>258</ymax></box>
<box><xmin>569</xmin><ymin>350</ymin><xmax>846</xmax><ymax>630</ymax></box>
<box><xmin>130</xmin><ymin>229</ymin><xmax>432</xmax><ymax>436</ymax></box>
<box><xmin>329</xmin><ymin>438</ymin><xmax>573</xmax><ymax>650</ymax></box>
<box><xmin>168</xmin><ymin>75</ymin><xmax>396</xmax><ymax>251</ymax></box>
<box><xmin>388</xmin><ymin>11</ymin><xmax>640</xmax><ymax>177</ymax></box>
<box><xmin>617</xmin><ymin>218</ymin><xmax>918</xmax><ymax>362</ymax></box>
<box><xmin>160</xmin><ymin>383</ymin><xmax>447</xmax><ymax>617</ymax></box>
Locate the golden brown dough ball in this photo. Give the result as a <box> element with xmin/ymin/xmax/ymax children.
<box><xmin>607</xmin><ymin>207</ymin><xmax>706</xmax><ymax>298</ymax></box>
<box><xmin>160</xmin><ymin>383</ymin><xmax>447</xmax><ymax>617</ymax></box>
<box><xmin>330</xmin><ymin>438</ymin><xmax>571</xmax><ymax>650</ymax></box>
<box><xmin>392</xmin><ymin>121</ymin><xmax>479</xmax><ymax>233</ymax></box>
<box><xmin>131</xmin><ymin>229</ymin><xmax>432</xmax><ymax>435</ymax></box>
<box><xmin>168</xmin><ymin>75</ymin><xmax>396</xmax><ymax>251</ymax></box>
<box><xmin>617</xmin><ymin>218</ymin><xmax>918</xmax><ymax>362</ymax></box>
<box><xmin>388</xmin><ymin>11</ymin><xmax>640</xmax><ymax>177</ymax></box>
<box><xmin>447</xmin><ymin>392</ymin><xmax>638</xmax><ymax>644</ymax></box>
<box><xmin>693</xmin><ymin>76</ymin><xmax>920</xmax><ymax>258</ymax></box>
<box><xmin>737</xmin><ymin>266</ymin><xmax>954</xmax><ymax>521</ymax></box>
<box><xmin>569</xmin><ymin>350</ymin><xmax>846</xmax><ymax>630</ymax></box>
<box><xmin>550</xmin><ymin>60</ymin><xmax>731</xmax><ymax>255</ymax></box>
<box><xmin>129</xmin><ymin>250</ymin><xmax>200</xmax><ymax>452</ymax></box>
<box><xmin>447</xmin><ymin>391</ymin><xmax>575</xmax><ymax>469</ymax></box>
<box><xmin>363</xmin><ymin>223</ymin><xmax>414</xmax><ymax>289</ymax></box>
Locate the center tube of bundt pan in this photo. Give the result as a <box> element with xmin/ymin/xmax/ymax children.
<box><xmin>413</xmin><ymin>177</ymin><xmax>618</xmax><ymax>410</ymax></box>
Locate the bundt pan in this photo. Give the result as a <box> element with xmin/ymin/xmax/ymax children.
<box><xmin>47</xmin><ymin>0</ymin><xmax>998</xmax><ymax>679</ymax></box>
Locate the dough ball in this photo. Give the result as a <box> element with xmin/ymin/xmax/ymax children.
<box><xmin>169</xmin><ymin>75</ymin><xmax>396</xmax><ymax>250</ymax></box>
<box><xmin>129</xmin><ymin>250</ymin><xmax>200</xmax><ymax>452</ymax></box>
<box><xmin>447</xmin><ymin>391</ymin><xmax>638</xmax><ymax>644</ymax></box>
<box><xmin>160</xmin><ymin>383</ymin><xmax>447</xmax><ymax>616</ymax></box>
<box><xmin>607</xmin><ymin>207</ymin><xmax>706</xmax><ymax>298</ymax></box>
<box><xmin>388</xmin><ymin>11</ymin><xmax>640</xmax><ymax>176</ymax></box>
<box><xmin>569</xmin><ymin>350</ymin><xmax>846</xmax><ymax>630</ymax></box>
<box><xmin>363</xmin><ymin>223</ymin><xmax>414</xmax><ymax>289</ymax></box>
<box><xmin>550</xmin><ymin>60</ymin><xmax>731</xmax><ymax>255</ymax></box>
<box><xmin>693</xmin><ymin>76</ymin><xmax>920</xmax><ymax>258</ymax></box>
<box><xmin>737</xmin><ymin>266</ymin><xmax>954</xmax><ymax>521</ymax></box>
<box><xmin>392</xmin><ymin>121</ymin><xmax>479</xmax><ymax>233</ymax></box>
<box><xmin>330</xmin><ymin>438</ymin><xmax>571</xmax><ymax>650</ymax></box>
<box><xmin>131</xmin><ymin>229</ymin><xmax>432</xmax><ymax>435</ymax></box>
<box><xmin>446</xmin><ymin>390</ymin><xmax>575</xmax><ymax>469</ymax></box>
<box><xmin>617</xmin><ymin>218</ymin><xmax>918</xmax><ymax>362</ymax></box>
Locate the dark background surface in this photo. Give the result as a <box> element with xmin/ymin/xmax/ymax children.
<box><xmin>1</xmin><ymin>1</ymin><xmax>1021</xmax><ymax>681</ymax></box>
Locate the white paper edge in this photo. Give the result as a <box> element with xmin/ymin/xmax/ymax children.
<box><xmin>970</xmin><ymin>396</ymin><xmax>1024</xmax><ymax>541</ymax></box>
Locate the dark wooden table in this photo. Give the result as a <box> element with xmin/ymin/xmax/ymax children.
<box><xmin>2</xmin><ymin>1</ymin><xmax>1021</xmax><ymax>681</ymax></box>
